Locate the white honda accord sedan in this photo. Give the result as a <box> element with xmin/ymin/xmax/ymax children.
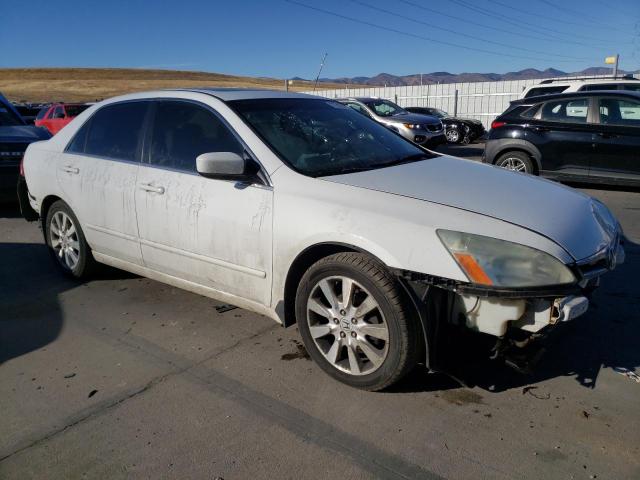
<box><xmin>22</xmin><ymin>89</ymin><xmax>624</xmax><ymax>390</ymax></box>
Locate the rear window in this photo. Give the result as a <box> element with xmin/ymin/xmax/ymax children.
<box><xmin>36</xmin><ymin>106</ymin><xmax>50</xmax><ymax>120</ymax></box>
<box><xmin>524</xmin><ymin>86</ymin><xmax>569</xmax><ymax>98</ymax></box>
<box><xmin>82</xmin><ymin>102</ymin><xmax>149</xmax><ymax>162</ymax></box>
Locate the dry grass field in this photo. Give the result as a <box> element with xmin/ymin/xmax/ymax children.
<box><xmin>0</xmin><ymin>68</ymin><xmax>355</xmax><ymax>103</ymax></box>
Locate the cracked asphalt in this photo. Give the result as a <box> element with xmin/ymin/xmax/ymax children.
<box><xmin>2</xmin><ymin>146</ymin><xmax>640</xmax><ymax>479</ymax></box>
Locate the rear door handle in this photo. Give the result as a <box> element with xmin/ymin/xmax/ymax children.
<box><xmin>139</xmin><ymin>183</ymin><xmax>165</xmax><ymax>194</ymax></box>
<box><xmin>60</xmin><ymin>165</ymin><xmax>79</xmax><ymax>174</ymax></box>
<box><xmin>597</xmin><ymin>132</ymin><xmax>618</xmax><ymax>139</ymax></box>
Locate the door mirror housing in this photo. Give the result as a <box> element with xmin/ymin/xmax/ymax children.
<box><xmin>196</xmin><ymin>151</ymin><xmax>253</xmax><ymax>180</ymax></box>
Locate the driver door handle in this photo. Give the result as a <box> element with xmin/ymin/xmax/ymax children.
<box><xmin>60</xmin><ymin>165</ymin><xmax>79</xmax><ymax>174</ymax></box>
<box><xmin>138</xmin><ymin>183</ymin><xmax>165</xmax><ymax>194</ymax></box>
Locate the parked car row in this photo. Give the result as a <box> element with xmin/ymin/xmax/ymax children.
<box><xmin>19</xmin><ymin>88</ymin><xmax>624</xmax><ymax>390</ymax></box>
<box><xmin>405</xmin><ymin>106</ymin><xmax>486</xmax><ymax>144</ymax></box>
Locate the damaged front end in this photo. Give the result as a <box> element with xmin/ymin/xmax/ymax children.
<box><xmin>395</xmin><ymin>232</ymin><xmax>625</xmax><ymax>378</ymax></box>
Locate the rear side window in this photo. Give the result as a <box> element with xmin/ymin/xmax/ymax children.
<box><xmin>345</xmin><ymin>102</ymin><xmax>371</xmax><ymax>117</ymax></box>
<box><xmin>541</xmin><ymin>98</ymin><xmax>588</xmax><ymax>123</ymax></box>
<box><xmin>84</xmin><ymin>102</ymin><xmax>148</xmax><ymax>162</ymax></box>
<box><xmin>621</xmin><ymin>84</ymin><xmax>640</xmax><ymax>92</ymax></box>
<box><xmin>148</xmin><ymin>101</ymin><xmax>243</xmax><ymax>172</ymax></box>
<box><xmin>524</xmin><ymin>86</ymin><xmax>569</xmax><ymax>98</ymax></box>
<box><xmin>579</xmin><ymin>84</ymin><xmax>621</xmax><ymax>91</ymax></box>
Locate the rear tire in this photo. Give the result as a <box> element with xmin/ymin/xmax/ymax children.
<box><xmin>495</xmin><ymin>151</ymin><xmax>535</xmax><ymax>174</ymax></box>
<box><xmin>296</xmin><ymin>252</ymin><xmax>419</xmax><ymax>391</ymax></box>
<box><xmin>45</xmin><ymin>200</ymin><xmax>98</xmax><ymax>278</ymax></box>
<box><xmin>445</xmin><ymin>128</ymin><xmax>462</xmax><ymax>144</ymax></box>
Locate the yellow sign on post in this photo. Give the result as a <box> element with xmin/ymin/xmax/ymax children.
<box><xmin>605</xmin><ymin>56</ymin><xmax>617</xmax><ymax>64</ymax></box>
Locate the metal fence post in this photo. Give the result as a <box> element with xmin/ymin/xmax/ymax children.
<box><xmin>453</xmin><ymin>89</ymin><xmax>458</xmax><ymax>117</ymax></box>
<box><xmin>394</xmin><ymin>93</ymin><xmax>398</xmax><ymax>104</ymax></box>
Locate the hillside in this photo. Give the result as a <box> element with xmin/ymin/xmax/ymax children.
<box><xmin>0</xmin><ymin>68</ymin><xmax>357</xmax><ymax>103</ymax></box>
<box><xmin>319</xmin><ymin>67</ymin><xmax>636</xmax><ymax>87</ymax></box>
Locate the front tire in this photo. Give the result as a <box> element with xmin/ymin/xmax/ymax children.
<box><xmin>296</xmin><ymin>252</ymin><xmax>419</xmax><ymax>391</ymax></box>
<box><xmin>45</xmin><ymin>200</ymin><xmax>97</xmax><ymax>278</ymax></box>
<box><xmin>445</xmin><ymin>128</ymin><xmax>461</xmax><ymax>144</ymax></box>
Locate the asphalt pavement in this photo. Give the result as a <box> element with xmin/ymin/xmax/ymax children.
<box><xmin>1</xmin><ymin>146</ymin><xmax>639</xmax><ymax>479</ymax></box>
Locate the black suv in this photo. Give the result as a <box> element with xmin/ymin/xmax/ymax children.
<box><xmin>0</xmin><ymin>92</ymin><xmax>51</xmax><ymax>202</ymax></box>
<box><xmin>484</xmin><ymin>91</ymin><xmax>640</xmax><ymax>186</ymax></box>
<box><xmin>405</xmin><ymin>107</ymin><xmax>486</xmax><ymax>144</ymax></box>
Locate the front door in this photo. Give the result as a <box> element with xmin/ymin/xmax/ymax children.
<box><xmin>590</xmin><ymin>96</ymin><xmax>640</xmax><ymax>183</ymax></box>
<box><xmin>135</xmin><ymin>100</ymin><xmax>273</xmax><ymax>306</ymax></box>
<box><xmin>529</xmin><ymin>97</ymin><xmax>596</xmax><ymax>178</ymax></box>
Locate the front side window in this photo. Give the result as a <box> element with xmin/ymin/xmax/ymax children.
<box><xmin>361</xmin><ymin>99</ymin><xmax>406</xmax><ymax>117</ymax></box>
<box><xmin>148</xmin><ymin>101</ymin><xmax>243</xmax><ymax>172</ymax></box>
<box><xmin>52</xmin><ymin>106</ymin><xmax>64</xmax><ymax>119</ymax></box>
<box><xmin>579</xmin><ymin>84</ymin><xmax>621</xmax><ymax>92</ymax></box>
<box><xmin>84</xmin><ymin>102</ymin><xmax>148</xmax><ymax>161</ymax></box>
<box><xmin>345</xmin><ymin>102</ymin><xmax>370</xmax><ymax>117</ymax></box>
<box><xmin>231</xmin><ymin>98</ymin><xmax>434</xmax><ymax>177</ymax></box>
<box><xmin>540</xmin><ymin>98</ymin><xmax>588</xmax><ymax>123</ymax></box>
<box><xmin>598</xmin><ymin>97</ymin><xmax>640</xmax><ymax>126</ymax></box>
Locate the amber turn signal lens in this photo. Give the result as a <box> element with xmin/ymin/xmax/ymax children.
<box><xmin>453</xmin><ymin>253</ymin><xmax>493</xmax><ymax>285</ymax></box>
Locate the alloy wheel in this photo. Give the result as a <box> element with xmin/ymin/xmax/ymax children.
<box><xmin>49</xmin><ymin>211</ymin><xmax>81</xmax><ymax>271</ymax></box>
<box><xmin>499</xmin><ymin>157</ymin><xmax>528</xmax><ymax>172</ymax></box>
<box><xmin>306</xmin><ymin>276</ymin><xmax>389</xmax><ymax>376</ymax></box>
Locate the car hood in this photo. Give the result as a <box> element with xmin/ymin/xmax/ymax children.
<box><xmin>322</xmin><ymin>156</ymin><xmax>613</xmax><ymax>261</ymax></box>
<box><xmin>0</xmin><ymin>125</ymin><xmax>51</xmax><ymax>143</ymax></box>
<box><xmin>386</xmin><ymin>113</ymin><xmax>440</xmax><ymax>125</ymax></box>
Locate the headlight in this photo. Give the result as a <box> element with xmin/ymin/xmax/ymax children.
<box><xmin>403</xmin><ymin>123</ymin><xmax>421</xmax><ymax>129</ymax></box>
<box><xmin>437</xmin><ymin>230</ymin><xmax>576</xmax><ymax>287</ymax></box>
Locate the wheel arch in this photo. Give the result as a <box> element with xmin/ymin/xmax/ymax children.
<box><xmin>39</xmin><ymin>194</ymin><xmax>63</xmax><ymax>234</ymax></box>
<box><xmin>493</xmin><ymin>141</ymin><xmax>542</xmax><ymax>174</ymax></box>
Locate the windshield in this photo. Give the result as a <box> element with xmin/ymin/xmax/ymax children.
<box><xmin>0</xmin><ymin>102</ymin><xmax>24</xmax><ymax>126</ymax></box>
<box><xmin>230</xmin><ymin>98</ymin><xmax>434</xmax><ymax>177</ymax></box>
<box><xmin>361</xmin><ymin>99</ymin><xmax>407</xmax><ymax>117</ymax></box>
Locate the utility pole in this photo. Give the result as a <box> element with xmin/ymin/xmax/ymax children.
<box><xmin>313</xmin><ymin>52</ymin><xmax>328</xmax><ymax>92</ymax></box>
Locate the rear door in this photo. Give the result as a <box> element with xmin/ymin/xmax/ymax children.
<box><xmin>58</xmin><ymin>101</ymin><xmax>148</xmax><ymax>265</ymax></box>
<box><xmin>527</xmin><ymin>97</ymin><xmax>597</xmax><ymax>178</ymax></box>
<box><xmin>135</xmin><ymin>100</ymin><xmax>273</xmax><ymax>305</ymax></box>
<box><xmin>589</xmin><ymin>96</ymin><xmax>640</xmax><ymax>182</ymax></box>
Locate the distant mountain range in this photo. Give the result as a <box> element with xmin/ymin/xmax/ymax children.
<box><xmin>303</xmin><ymin>67</ymin><xmax>638</xmax><ymax>87</ymax></box>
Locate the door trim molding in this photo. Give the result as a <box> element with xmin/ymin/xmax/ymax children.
<box><xmin>139</xmin><ymin>237</ymin><xmax>267</xmax><ymax>279</ymax></box>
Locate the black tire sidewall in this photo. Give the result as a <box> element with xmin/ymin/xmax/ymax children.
<box><xmin>45</xmin><ymin>200</ymin><xmax>92</xmax><ymax>278</ymax></box>
<box><xmin>296</xmin><ymin>256</ymin><xmax>413</xmax><ymax>390</ymax></box>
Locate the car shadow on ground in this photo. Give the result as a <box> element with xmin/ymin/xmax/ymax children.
<box><xmin>0</xmin><ymin>240</ymin><xmax>137</xmax><ymax>365</ymax></box>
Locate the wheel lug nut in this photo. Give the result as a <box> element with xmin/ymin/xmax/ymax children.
<box><xmin>333</xmin><ymin>318</ymin><xmax>339</xmax><ymax>324</ymax></box>
<box><xmin>351</xmin><ymin>318</ymin><xmax>357</xmax><ymax>324</ymax></box>
<box><xmin>350</xmin><ymin>331</ymin><xmax>356</xmax><ymax>338</ymax></box>
<box><xmin>340</xmin><ymin>331</ymin><xmax>346</xmax><ymax>338</ymax></box>
<box><xmin>340</xmin><ymin>309</ymin><xmax>346</xmax><ymax>315</ymax></box>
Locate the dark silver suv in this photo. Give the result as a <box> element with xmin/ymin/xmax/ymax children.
<box><xmin>338</xmin><ymin>97</ymin><xmax>445</xmax><ymax>147</ymax></box>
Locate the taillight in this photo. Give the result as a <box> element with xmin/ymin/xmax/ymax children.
<box><xmin>19</xmin><ymin>156</ymin><xmax>25</xmax><ymax>177</ymax></box>
<box><xmin>491</xmin><ymin>120</ymin><xmax>506</xmax><ymax>129</ymax></box>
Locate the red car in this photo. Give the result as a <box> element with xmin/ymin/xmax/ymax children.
<box><xmin>35</xmin><ymin>103</ymin><xmax>89</xmax><ymax>135</ymax></box>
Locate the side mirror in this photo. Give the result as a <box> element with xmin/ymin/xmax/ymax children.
<box><xmin>196</xmin><ymin>152</ymin><xmax>251</xmax><ymax>180</ymax></box>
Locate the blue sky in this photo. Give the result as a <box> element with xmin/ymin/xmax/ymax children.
<box><xmin>2</xmin><ymin>0</ymin><xmax>639</xmax><ymax>78</ymax></box>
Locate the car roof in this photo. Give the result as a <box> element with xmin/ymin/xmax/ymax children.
<box><xmin>183</xmin><ymin>88</ymin><xmax>315</xmax><ymax>101</ymax></box>
<box><xmin>514</xmin><ymin>90</ymin><xmax>640</xmax><ymax>104</ymax></box>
